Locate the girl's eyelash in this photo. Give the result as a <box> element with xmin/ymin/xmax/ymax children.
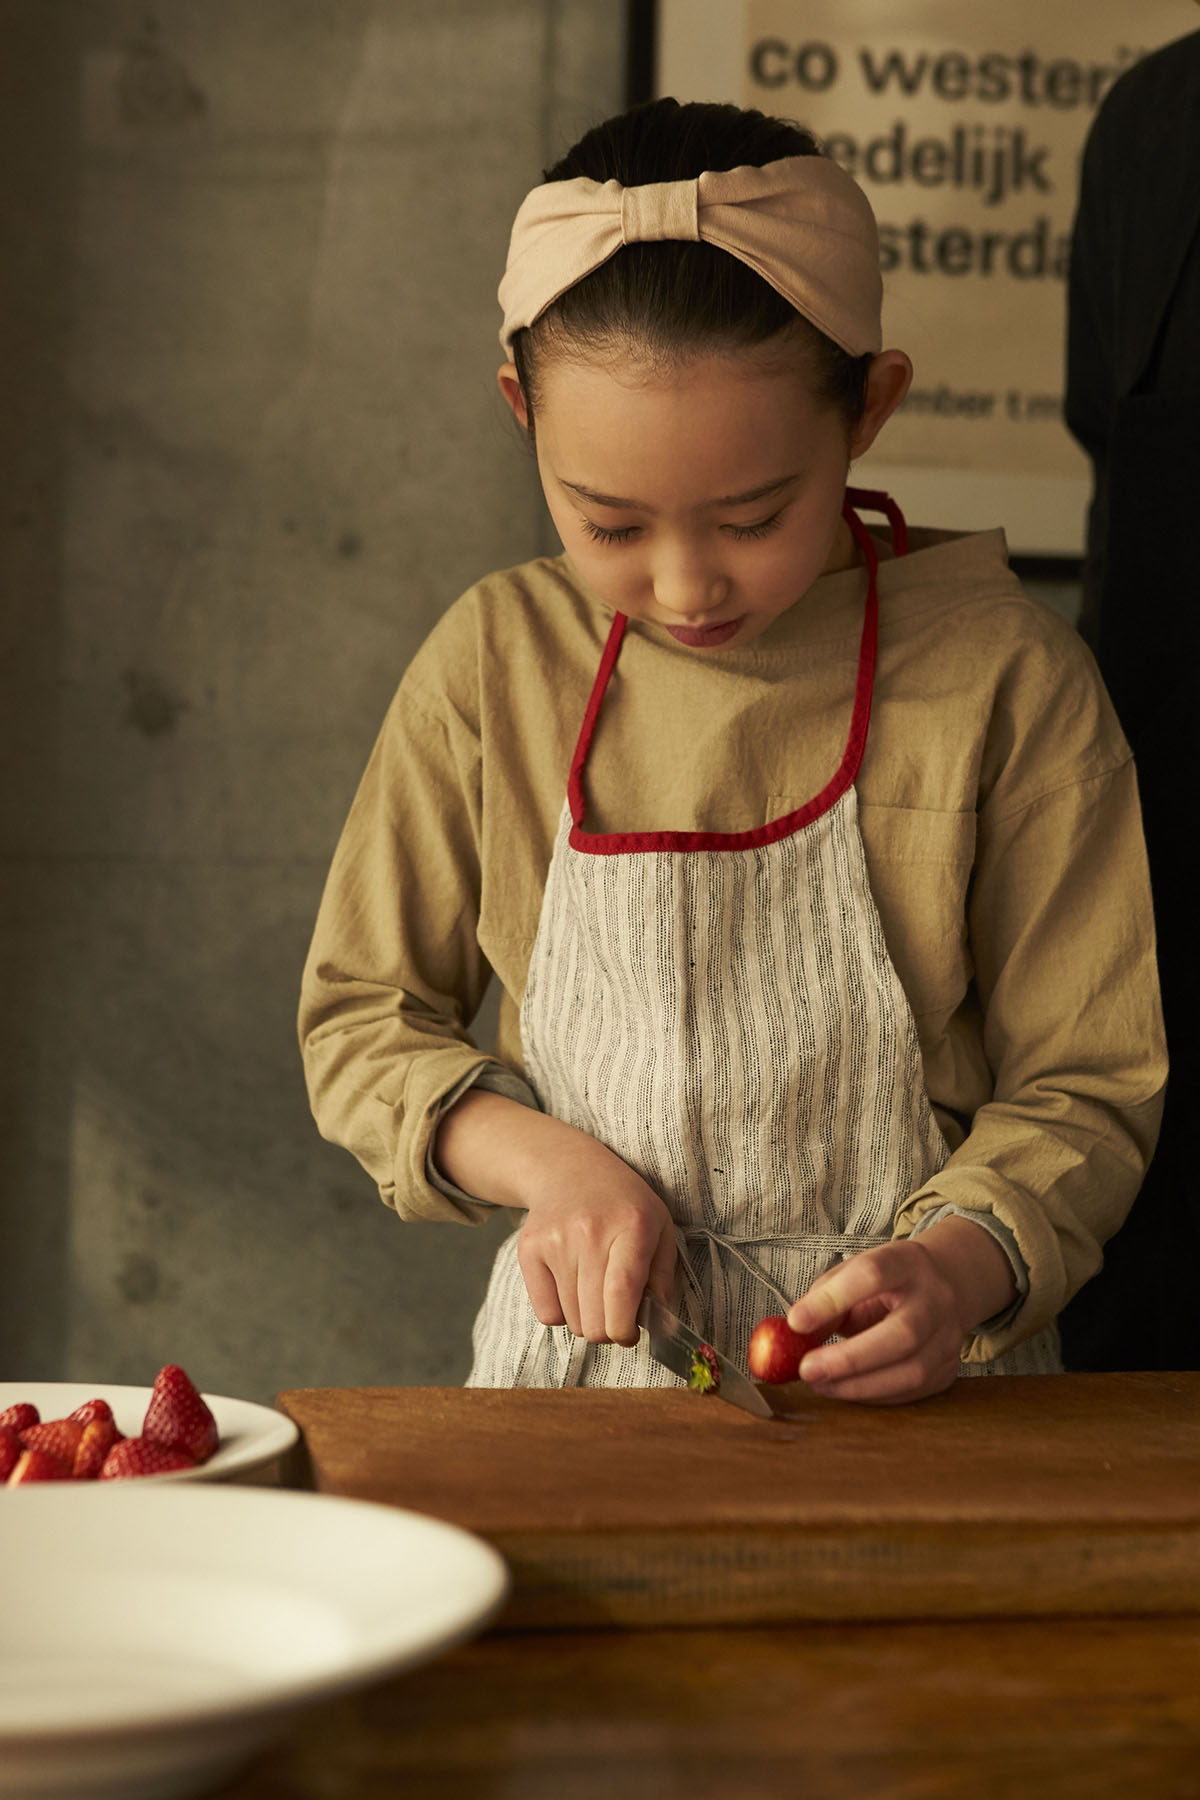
<box><xmin>580</xmin><ymin>519</ymin><xmax>637</xmax><ymax>545</ymax></box>
<box><xmin>580</xmin><ymin>511</ymin><xmax>785</xmax><ymax>546</ymax></box>
<box><xmin>726</xmin><ymin>512</ymin><xmax>784</xmax><ymax>541</ymax></box>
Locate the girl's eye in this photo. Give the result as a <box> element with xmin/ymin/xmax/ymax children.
<box><xmin>725</xmin><ymin>512</ymin><xmax>784</xmax><ymax>542</ymax></box>
<box><xmin>580</xmin><ymin>511</ymin><xmax>784</xmax><ymax>546</ymax></box>
<box><xmin>580</xmin><ymin>519</ymin><xmax>637</xmax><ymax>545</ymax></box>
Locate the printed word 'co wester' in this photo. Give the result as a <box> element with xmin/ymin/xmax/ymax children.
<box><xmin>748</xmin><ymin>40</ymin><xmax>1146</xmax><ymax>108</ymax></box>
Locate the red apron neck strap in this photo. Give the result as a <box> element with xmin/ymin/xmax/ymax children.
<box><xmin>569</xmin><ymin>613</ymin><xmax>626</xmax><ymax>827</ymax></box>
<box><xmin>845</xmin><ymin>485</ymin><xmax>908</xmax><ymax>557</ymax></box>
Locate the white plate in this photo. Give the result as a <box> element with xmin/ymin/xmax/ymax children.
<box><xmin>0</xmin><ymin>1383</ymin><xmax>298</xmax><ymax>1484</ymax></box>
<box><xmin>0</xmin><ymin>1481</ymin><xmax>510</xmax><ymax>1799</ymax></box>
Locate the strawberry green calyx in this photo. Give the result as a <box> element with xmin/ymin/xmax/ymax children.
<box><xmin>688</xmin><ymin>1343</ymin><xmax>721</xmax><ymax>1394</ymax></box>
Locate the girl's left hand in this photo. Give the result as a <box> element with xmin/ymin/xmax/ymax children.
<box><xmin>785</xmin><ymin>1228</ymin><xmax>1007</xmax><ymax>1404</ymax></box>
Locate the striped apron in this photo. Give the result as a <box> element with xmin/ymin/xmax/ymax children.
<box><xmin>467</xmin><ymin>491</ymin><xmax>1061</xmax><ymax>1387</ymax></box>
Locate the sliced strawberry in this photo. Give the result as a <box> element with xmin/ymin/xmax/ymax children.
<box><xmin>69</xmin><ymin>1397</ymin><xmax>115</xmax><ymax>1427</ymax></box>
<box><xmin>20</xmin><ymin>1418</ymin><xmax>85</xmax><ymax>1464</ymax></box>
<box><xmin>142</xmin><ymin>1364</ymin><xmax>218</xmax><ymax>1464</ymax></box>
<box><xmin>99</xmin><ymin>1435</ymin><xmax>196</xmax><ymax>1481</ymax></box>
<box><xmin>73</xmin><ymin>1416</ymin><xmax>121</xmax><ymax>1480</ymax></box>
<box><xmin>7</xmin><ymin>1447</ymin><xmax>73</xmax><ymax>1486</ymax></box>
<box><xmin>0</xmin><ymin>1403</ymin><xmax>39</xmax><ymax>1433</ymax></box>
<box><xmin>0</xmin><ymin>1426</ymin><xmax>22</xmax><ymax>1482</ymax></box>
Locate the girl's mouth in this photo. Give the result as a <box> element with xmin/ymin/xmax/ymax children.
<box><xmin>664</xmin><ymin>617</ymin><xmax>744</xmax><ymax>647</ymax></box>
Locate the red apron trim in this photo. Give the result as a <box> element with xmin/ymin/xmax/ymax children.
<box><xmin>567</xmin><ymin>491</ymin><xmax>896</xmax><ymax>856</ymax></box>
<box><xmin>845</xmin><ymin>484</ymin><xmax>908</xmax><ymax>557</ymax></box>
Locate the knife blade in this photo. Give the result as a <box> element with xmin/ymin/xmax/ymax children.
<box><xmin>637</xmin><ymin>1291</ymin><xmax>777</xmax><ymax>1420</ymax></box>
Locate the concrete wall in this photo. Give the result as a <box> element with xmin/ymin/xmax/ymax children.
<box><xmin>1</xmin><ymin>0</ymin><xmax>626</xmax><ymax>1403</ymax></box>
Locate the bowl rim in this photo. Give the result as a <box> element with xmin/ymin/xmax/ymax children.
<box><xmin>0</xmin><ymin>1483</ymin><xmax>511</xmax><ymax>1747</ymax></box>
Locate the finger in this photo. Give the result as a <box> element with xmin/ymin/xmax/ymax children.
<box><xmin>518</xmin><ymin>1232</ymin><xmax>583</xmax><ymax>1335</ymax></box>
<box><xmin>603</xmin><ymin>1249</ymin><xmax>650</xmax><ymax>1348</ymax></box>
<box><xmin>787</xmin><ymin>1244</ymin><xmax>914</xmax><ymax>1336</ymax></box>
<box><xmin>821</xmin><ymin>1296</ymin><xmax>891</xmax><ymax>1340</ymax></box>
<box><xmin>647</xmin><ymin>1220</ymin><xmax>678</xmax><ymax>1308</ymax></box>
<box><xmin>519</xmin><ymin>1253</ymin><xmax>568</xmax><ymax>1332</ymax></box>
<box><xmin>798</xmin><ymin>1301</ymin><xmax>938</xmax><ymax>1382</ymax></box>
<box><xmin>556</xmin><ymin>1259</ymin><xmax>592</xmax><ymax>1340</ymax></box>
<box><xmin>805</xmin><ymin>1296</ymin><xmax>957</xmax><ymax>1375</ymax></box>
<box><xmin>805</xmin><ymin>1351</ymin><xmax>961</xmax><ymax>1406</ymax></box>
<box><xmin>577</xmin><ymin>1258</ymin><xmax>615</xmax><ymax>1343</ymax></box>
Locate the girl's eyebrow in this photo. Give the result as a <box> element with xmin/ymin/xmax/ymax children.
<box><xmin>559</xmin><ymin>473</ymin><xmax>799</xmax><ymax>512</ymax></box>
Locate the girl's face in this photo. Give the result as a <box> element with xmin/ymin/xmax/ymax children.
<box><xmin>499</xmin><ymin>346</ymin><xmax>910</xmax><ymax>651</ymax></box>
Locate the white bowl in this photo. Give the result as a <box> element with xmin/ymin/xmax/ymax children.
<box><xmin>0</xmin><ymin>1482</ymin><xmax>510</xmax><ymax>1799</ymax></box>
<box><xmin>0</xmin><ymin>1383</ymin><xmax>299</xmax><ymax>1484</ymax></box>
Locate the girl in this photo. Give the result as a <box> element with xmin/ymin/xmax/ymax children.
<box><xmin>299</xmin><ymin>99</ymin><xmax>1165</xmax><ymax>1405</ymax></box>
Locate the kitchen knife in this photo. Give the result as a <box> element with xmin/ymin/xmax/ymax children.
<box><xmin>637</xmin><ymin>1291</ymin><xmax>777</xmax><ymax>1420</ymax></box>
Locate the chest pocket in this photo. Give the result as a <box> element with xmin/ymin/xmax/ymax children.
<box><xmin>767</xmin><ymin>796</ymin><xmax>976</xmax><ymax>1021</ymax></box>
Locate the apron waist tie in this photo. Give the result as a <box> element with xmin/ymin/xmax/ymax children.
<box><xmin>675</xmin><ymin>1225</ymin><xmax>893</xmax><ymax>1334</ymax></box>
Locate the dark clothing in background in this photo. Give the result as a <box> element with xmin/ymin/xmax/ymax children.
<box><xmin>1059</xmin><ymin>29</ymin><xmax>1200</xmax><ymax>1371</ymax></box>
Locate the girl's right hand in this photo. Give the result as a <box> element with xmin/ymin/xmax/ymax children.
<box><xmin>432</xmin><ymin>1088</ymin><xmax>677</xmax><ymax>1346</ymax></box>
<box><xmin>518</xmin><ymin>1163</ymin><xmax>677</xmax><ymax>1348</ymax></box>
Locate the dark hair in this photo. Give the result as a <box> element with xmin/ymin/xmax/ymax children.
<box><xmin>511</xmin><ymin>98</ymin><xmax>871</xmax><ymax>430</ymax></box>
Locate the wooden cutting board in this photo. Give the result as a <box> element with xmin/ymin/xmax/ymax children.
<box><xmin>274</xmin><ymin>1374</ymin><xmax>1200</xmax><ymax>1629</ymax></box>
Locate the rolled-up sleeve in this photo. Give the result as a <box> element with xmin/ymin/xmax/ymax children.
<box><xmin>298</xmin><ymin>642</ymin><xmax>538</xmax><ymax>1225</ymax></box>
<box><xmin>895</xmin><ymin>752</ymin><xmax>1167</xmax><ymax>1362</ymax></box>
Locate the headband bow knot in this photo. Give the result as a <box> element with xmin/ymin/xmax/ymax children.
<box><xmin>620</xmin><ymin>177</ymin><xmax>700</xmax><ymax>244</ymax></box>
<box><xmin>498</xmin><ymin>155</ymin><xmax>882</xmax><ymax>357</ymax></box>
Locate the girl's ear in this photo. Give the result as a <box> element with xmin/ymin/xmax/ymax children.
<box><xmin>848</xmin><ymin>350</ymin><xmax>913</xmax><ymax>460</ymax></box>
<box><xmin>497</xmin><ymin>361</ymin><xmax>530</xmax><ymax>429</ymax></box>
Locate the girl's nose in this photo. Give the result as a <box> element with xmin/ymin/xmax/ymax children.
<box><xmin>653</xmin><ymin>560</ymin><xmax>730</xmax><ymax>622</ymax></box>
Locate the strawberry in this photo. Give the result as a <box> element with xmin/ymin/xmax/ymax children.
<box><xmin>73</xmin><ymin>1416</ymin><xmax>121</xmax><ymax>1480</ymax></box>
<box><xmin>142</xmin><ymin>1364</ymin><xmax>218</xmax><ymax>1464</ymax></box>
<box><xmin>0</xmin><ymin>1426</ymin><xmax>22</xmax><ymax>1482</ymax></box>
<box><xmin>20</xmin><ymin>1418</ymin><xmax>85</xmax><ymax>1464</ymax></box>
<box><xmin>99</xmin><ymin>1435</ymin><xmax>196</xmax><ymax>1481</ymax></box>
<box><xmin>0</xmin><ymin>1403</ymin><xmax>39</xmax><ymax>1433</ymax></box>
<box><xmin>69</xmin><ymin>1397</ymin><xmax>115</xmax><ymax>1427</ymax></box>
<box><xmin>747</xmin><ymin>1314</ymin><xmax>826</xmax><ymax>1385</ymax></box>
<box><xmin>7</xmin><ymin>1447</ymin><xmax>73</xmax><ymax>1486</ymax></box>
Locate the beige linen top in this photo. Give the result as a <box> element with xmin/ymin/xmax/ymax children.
<box><xmin>299</xmin><ymin>525</ymin><xmax>1167</xmax><ymax>1364</ymax></box>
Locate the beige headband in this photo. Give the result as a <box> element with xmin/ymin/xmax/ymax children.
<box><xmin>497</xmin><ymin>155</ymin><xmax>882</xmax><ymax>357</ymax></box>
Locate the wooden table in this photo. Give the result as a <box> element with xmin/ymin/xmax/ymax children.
<box><xmin>215</xmin><ymin>1377</ymin><xmax>1200</xmax><ymax>1797</ymax></box>
<box><xmin>214</xmin><ymin>1614</ymin><xmax>1200</xmax><ymax>1799</ymax></box>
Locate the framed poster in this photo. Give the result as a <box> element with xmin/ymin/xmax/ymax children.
<box><xmin>636</xmin><ymin>0</ymin><xmax>1193</xmax><ymax>554</ymax></box>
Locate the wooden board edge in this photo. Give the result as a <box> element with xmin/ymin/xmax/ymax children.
<box><xmin>487</xmin><ymin>1524</ymin><xmax>1200</xmax><ymax>1630</ymax></box>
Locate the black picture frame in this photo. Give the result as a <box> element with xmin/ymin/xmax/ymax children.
<box><xmin>626</xmin><ymin>0</ymin><xmax>658</xmax><ymax>106</ymax></box>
